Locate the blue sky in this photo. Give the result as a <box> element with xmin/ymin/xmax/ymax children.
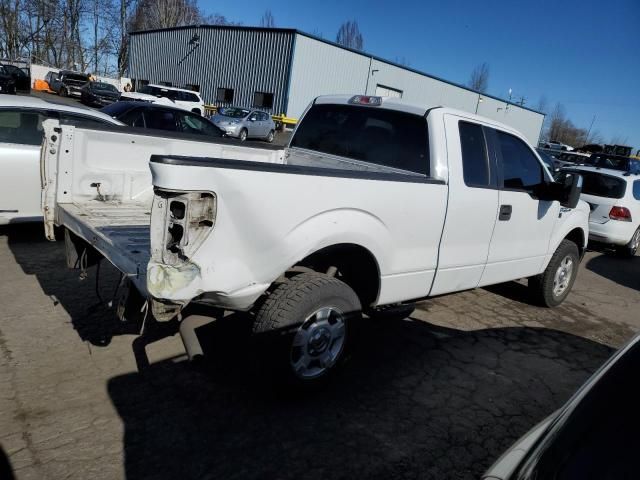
<box><xmin>205</xmin><ymin>0</ymin><xmax>640</xmax><ymax>149</ymax></box>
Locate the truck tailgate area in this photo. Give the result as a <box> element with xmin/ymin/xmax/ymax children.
<box><xmin>59</xmin><ymin>201</ymin><xmax>151</xmax><ymax>294</ymax></box>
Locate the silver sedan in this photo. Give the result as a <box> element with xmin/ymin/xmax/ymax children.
<box><xmin>211</xmin><ymin>107</ymin><xmax>276</xmax><ymax>142</ymax></box>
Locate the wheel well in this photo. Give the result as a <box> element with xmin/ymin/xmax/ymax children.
<box><xmin>295</xmin><ymin>244</ymin><xmax>380</xmax><ymax>308</ymax></box>
<box><xmin>565</xmin><ymin>228</ymin><xmax>585</xmax><ymax>257</ymax></box>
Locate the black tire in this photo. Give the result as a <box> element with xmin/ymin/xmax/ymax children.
<box><xmin>239</xmin><ymin>128</ymin><xmax>248</xmax><ymax>142</ymax></box>
<box><xmin>253</xmin><ymin>272</ymin><xmax>361</xmax><ymax>386</ymax></box>
<box><xmin>191</xmin><ymin>108</ymin><xmax>202</xmax><ymax>116</ymax></box>
<box><xmin>529</xmin><ymin>239</ymin><xmax>579</xmax><ymax>307</ymax></box>
<box><xmin>367</xmin><ymin>303</ymin><xmax>415</xmax><ymax>322</ymax></box>
<box><xmin>615</xmin><ymin>227</ymin><xmax>640</xmax><ymax>258</ymax></box>
<box><xmin>266</xmin><ymin>130</ymin><xmax>275</xmax><ymax>143</ymax></box>
<box><xmin>59</xmin><ymin>87</ymin><xmax>67</xmax><ymax>97</ymax></box>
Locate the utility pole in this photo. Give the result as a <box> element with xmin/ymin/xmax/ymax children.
<box><xmin>586</xmin><ymin>115</ymin><xmax>596</xmax><ymax>142</ymax></box>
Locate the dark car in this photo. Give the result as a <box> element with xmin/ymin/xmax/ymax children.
<box><xmin>80</xmin><ymin>82</ymin><xmax>120</xmax><ymax>107</ymax></box>
<box><xmin>101</xmin><ymin>101</ymin><xmax>225</xmax><ymax>137</ymax></box>
<box><xmin>46</xmin><ymin>70</ymin><xmax>90</xmax><ymax>97</ymax></box>
<box><xmin>0</xmin><ymin>66</ymin><xmax>16</xmax><ymax>94</ymax></box>
<box><xmin>483</xmin><ymin>333</ymin><xmax>640</xmax><ymax>479</ymax></box>
<box><xmin>0</xmin><ymin>64</ymin><xmax>30</xmax><ymax>92</ymax></box>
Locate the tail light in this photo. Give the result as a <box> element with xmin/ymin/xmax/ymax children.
<box><xmin>151</xmin><ymin>189</ymin><xmax>217</xmax><ymax>265</ymax></box>
<box><xmin>609</xmin><ymin>206</ymin><xmax>632</xmax><ymax>222</ymax></box>
<box><xmin>349</xmin><ymin>95</ymin><xmax>382</xmax><ymax>106</ymax></box>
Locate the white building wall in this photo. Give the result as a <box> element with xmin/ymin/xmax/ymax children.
<box><xmin>287</xmin><ymin>33</ymin><xmax>544</xmax><ymax>145</ymax></box>
<box><xmin>286</xmin><ymin>34</ymin><xmax>371</xmax><ymax>119</ymax></box>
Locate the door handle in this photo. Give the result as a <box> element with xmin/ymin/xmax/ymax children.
<box><xmin>499</xmin><ymin>204</ymin><xmax>512</xmax><ymax>221</ymax></box>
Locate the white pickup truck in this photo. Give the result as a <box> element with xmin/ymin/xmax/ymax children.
<box><xmin>41</xmin><ymin>95</ymin><xmax>587</xmax><ymax>384</ymax></box>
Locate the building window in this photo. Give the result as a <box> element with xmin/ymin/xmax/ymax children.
<box><xmin>375</xmin><ymin>84</ymin><xmax>403</xmax><ymax>98</ymax></box>
<box><xmin>253</xmin><ymin>91</ymin><xmax>274</xmax><ymax>109</ymax></box>
<box><xmin>216</xmin><ymin>88</ymin><xmax>234</xmax><ymax>103</ymax></box>
<box><xmin>186</xmin><ymin>84</ymin><xmax>200</xmax><ymax>92</ymax></box>
<box><xmin>159</xmin><ymin>81</ymin><xmax>172</xmax><ymax>87</ymax></box>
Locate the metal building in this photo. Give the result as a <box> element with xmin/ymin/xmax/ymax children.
<box><xmin>128</xmin><ymin>25</ymin><xmax>544</xmax><ymax>143</ymax></box>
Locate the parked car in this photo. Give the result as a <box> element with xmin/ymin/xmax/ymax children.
<box><xmin>0</xmin><ymin>66</ymin><xmax>16</xmax><ymax>94</ymax></box>
<box><xmin>0</xmin><ymin>95</ymin><xmax>123</xmax><ymax>225</ymax></box>
<box><xmin>0</xmin><ymin>63</ymin><xmax>30</xmax><ymax>92</ymax></box>
<box><xmin>80</xmin><ymin>82</ymin><xmax>120</xmax><ymax>107</ymax></box>
<box><xmin>483</xmin><ymin>333</ymin><xmax>640</xmax><ymax>480</ymax></box>
<box><xmin>41</xmin><ymin>95</ymin><xmax>587</xmax><ymax>386</ymax></box>
<box><xmin>561</xmin><ymin>165</ymin><xmax>640</xmax><ymax>256</ymax></box>
<box><xmin>541</xmin><ymin>140</ymin><xmax>574</xmax><ymax>152</ymax></box>
<box><xmin>101</xmin><ymin>101</ymin><xmax>224</xmax><ymax>137</ymax></box>
<box><xmin>120</xmin><ymin>84</ymin><xmax>205</xmax><ymax>115</ymax></box>
<box><xmin>211</xmin><ymin>107</ymin><xmax>276</xmax><ymax>142</ymax></box>
<box><xmin>46</xmin><ymin>70</ymin><xmax>90</xmax><ymax>97</ymax></box>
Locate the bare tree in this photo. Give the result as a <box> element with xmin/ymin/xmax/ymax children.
<box><xmin>259</xmin><ymin>9</ymin><xmax>274</xmax><ymax>28</ymax></box>
<box><xmin>336</xmin><ymin>20</ymin><xmax>363</xmax><ymax>50</ymax></box>
<box><xmin>468</xmin><ymin>62</ymin><xmax>489</xmax><ymax>93</ymax></box>
<box><xmin>536</xmin><ymin>95</ymin><xmax>548</xmax><ymax>113</ymax></box>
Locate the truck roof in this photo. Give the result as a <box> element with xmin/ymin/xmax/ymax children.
<box><xmin>313</xmin><ymin>94</ymin><xmax>524</xmax><ymax>137</ymax></box>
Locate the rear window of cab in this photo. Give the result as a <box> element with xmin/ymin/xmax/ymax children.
<box><xmin>290</xmin><ymin>104</ymin><xmax>429</xmax><ymax>176</ymax></box>
<box><xmin>567</xmin><ymin>170</ymin><xmax>626</xmax><ymax>199</ymax></box>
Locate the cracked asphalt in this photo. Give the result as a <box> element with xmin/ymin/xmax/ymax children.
<box><xmin>1</xmin><ymin>224</ymin><xmax>638</xmax><ymax>479</ymax></box>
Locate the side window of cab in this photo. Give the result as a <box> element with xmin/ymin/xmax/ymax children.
<box><xmin>495</xmin><ymin>131</ymin><xmax>544</xmax><ymax>192</ymax></box>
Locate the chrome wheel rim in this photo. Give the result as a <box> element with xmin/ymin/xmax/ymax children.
<box><xmin>553</xmin><ymin>255</ymin><xmax>574</xmax><ymax>297</ymax></box>
<box><xmin>290</xmin><ymin>307</ymin><xmax>346</xmax><ymax>380</ymax></box>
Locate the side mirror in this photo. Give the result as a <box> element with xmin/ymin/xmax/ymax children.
<box><xmin>560</xmin><ymin>171</ymin><xmax>583</xmax><ymax>209</ymax></box>
<box><xmin>541</xmin><ymin>171</ymin><xmax>582</xmax><ymax>208</ymax></box>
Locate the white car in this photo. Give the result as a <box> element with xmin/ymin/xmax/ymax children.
<box><xmin>120</xmin><ymin>85</ymin><xmax>205</xmax><ymax>116</ymax></box>
<box><xmin>542</xmin><ymin>141</ymin><xmax>575</xmax><ymax>152</ymax></box>
<box><xmin>566</xmin><ymin>165</ymin><xmax>640</xmax><ymax>256</ymax></box>
<box><xmin>0</xmin><ymin>95</ymin><xmax>123</xmax><ymax>224</ymax></box>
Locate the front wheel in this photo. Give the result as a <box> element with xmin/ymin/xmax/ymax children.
<box><xmin>266</xmin><ymin>130</ymin><xmax>275</xmax><ymax>143</ymax></box>
<box><xmin>59</xmin><ymin>87</ymin><xmax>68</xmax><ymax>97</ymax></box>
<box><xmin>253</xmin><ymin>272</ymin><xmax>361</xmax><ymax>386</ymax></box>
<box><xmin>529</xmin><ymin>239</ymin><xmax>579</xmax><ymax>307</ymax></box>
<box><xmin>616</xmin><ymin>227</ymin><xmax>640</xmax><ymax>258</ymax></box>
<box><xmin>239</xmin><ymin>128</ymin><xmax>248</xmax><ymax>142</ymax></box>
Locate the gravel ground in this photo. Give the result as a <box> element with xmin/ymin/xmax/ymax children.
<box><xmin>1</xmin><ymin>222</ymin><xmax>638</xmax><ymax>480</ymax></box>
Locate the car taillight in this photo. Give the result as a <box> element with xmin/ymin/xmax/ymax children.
<box><xmin>609</xmin><ymin>206</ymin><xmax>632</xmax><ymax>222</ymax></box>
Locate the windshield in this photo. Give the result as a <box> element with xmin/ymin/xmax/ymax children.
<box><xmin>586</xmin><ymin>154</ymin><xmax>639</xmax><ymax>172</ymax></box>
<box><xmin>92</xmin><ymin>82</ymin><xmax>118</xmax><ymax>92</ymax></box>
<box><xmin>220</xmin><ymin>107</ymin><xmax>250</xmax><ymax>118</ymax></box>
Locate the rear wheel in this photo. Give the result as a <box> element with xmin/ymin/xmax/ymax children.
<box><xmin>59</xmin><ymin>87</ymin><xmax>68</xmax><ymax>97</ymax></box>
<box><xmin>266</xmin><ymin>130</ymin><xmax>275</xmax><ymax>143</ymax></box>
<box><xmin>253</xmin><ymin>272</ymin><xmax>361</xmax><ymax>386</ymax></box>
<box><xmin>616</xmin><ymin>227</ymin><xmax>640</xmax><ymax>258</ymax></box>
<box><xmin>529</xmin><ymin>239</ymin><xmax>579</xmax><ymax>307</ymax></box>
<box><xmin>239</xmin><ymin>128</ymin><xmax>248</xmax><ymax>142</ymax></box>
<box><xmin>191</xmin><ymin>108</ymin><xmax>202</xmax><ymax>116</ymax></box>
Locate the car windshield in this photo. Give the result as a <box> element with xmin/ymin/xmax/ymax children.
<box><xmin>565</xmin><ymin>170</ymin><xmax>626</xmax><ymax>198</ymax></box>
<box><xmin>586</xmin><ymin>154</ymin><xmax>637</xmax><ymax>172</ymax></box>
<box><xmin>220</xmin><ymin>108</ymin><xmax>250</xmax><ymax>118</ymax></box>
<box><xmin>92</xmin><ymin>82</ymin><xmax>117</xmax><ymax>92</ymax></box>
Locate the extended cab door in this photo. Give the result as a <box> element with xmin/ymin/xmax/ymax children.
<box><xmin>430</xmin><ymin>115</ymin><xmax>500</xmax><ymax>296</ymax></box>
<box><xmin>479</xmin><ymin>129</ymin><xmax>560</xmax><ymax>286</ymax></box>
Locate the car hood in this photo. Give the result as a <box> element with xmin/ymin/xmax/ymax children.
<box><xmin>91</xmin><ymin>89</ymin><xmax>120</xmax><ymax>98</ymax></box>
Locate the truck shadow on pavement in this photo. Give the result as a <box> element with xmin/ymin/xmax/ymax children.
<box><xmin>108</xmin><ymin>316</ymin><xmax>613</xmax><ymax>480</ymax></box>
<box><xmin>3</xmin><ymin>223</ymin><xmax>141</xmax><ymax>346</ymax></box>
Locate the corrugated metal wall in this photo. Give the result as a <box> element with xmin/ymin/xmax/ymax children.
<box><xmin>128</xmin><ymin>27</ymin><xmax>294</xmax><ymax>113</ymax></box>
<box><xmin>287</xmin><ymin>33</ymin><xmax>544</xmax><ymax>144</ymax></box>
<box><xmin>286</xmin><ymin>34</ymin><xmax>371</xmax><ymax>119</ymax></box>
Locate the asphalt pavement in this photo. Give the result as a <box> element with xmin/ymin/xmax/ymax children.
<box><xmin>0</xmin><ymin>221</ymin><xmax>637</xmax><ymax>480</ymax></box>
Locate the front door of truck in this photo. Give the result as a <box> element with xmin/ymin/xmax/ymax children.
<box><xmin>430</xmin><ymin>115</ymin><xmax>500</xmax><ymax>296</ymax></box>
<box><xmin>479</xmin><ymin>129</ymin><xmax>560</xmax><ymax>286</ymax></box>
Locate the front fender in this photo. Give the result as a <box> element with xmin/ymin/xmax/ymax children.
<box><xmin>543</xmin><ymin>200</ymin><xmax>589</xmax><ymax>270</ymax></box>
